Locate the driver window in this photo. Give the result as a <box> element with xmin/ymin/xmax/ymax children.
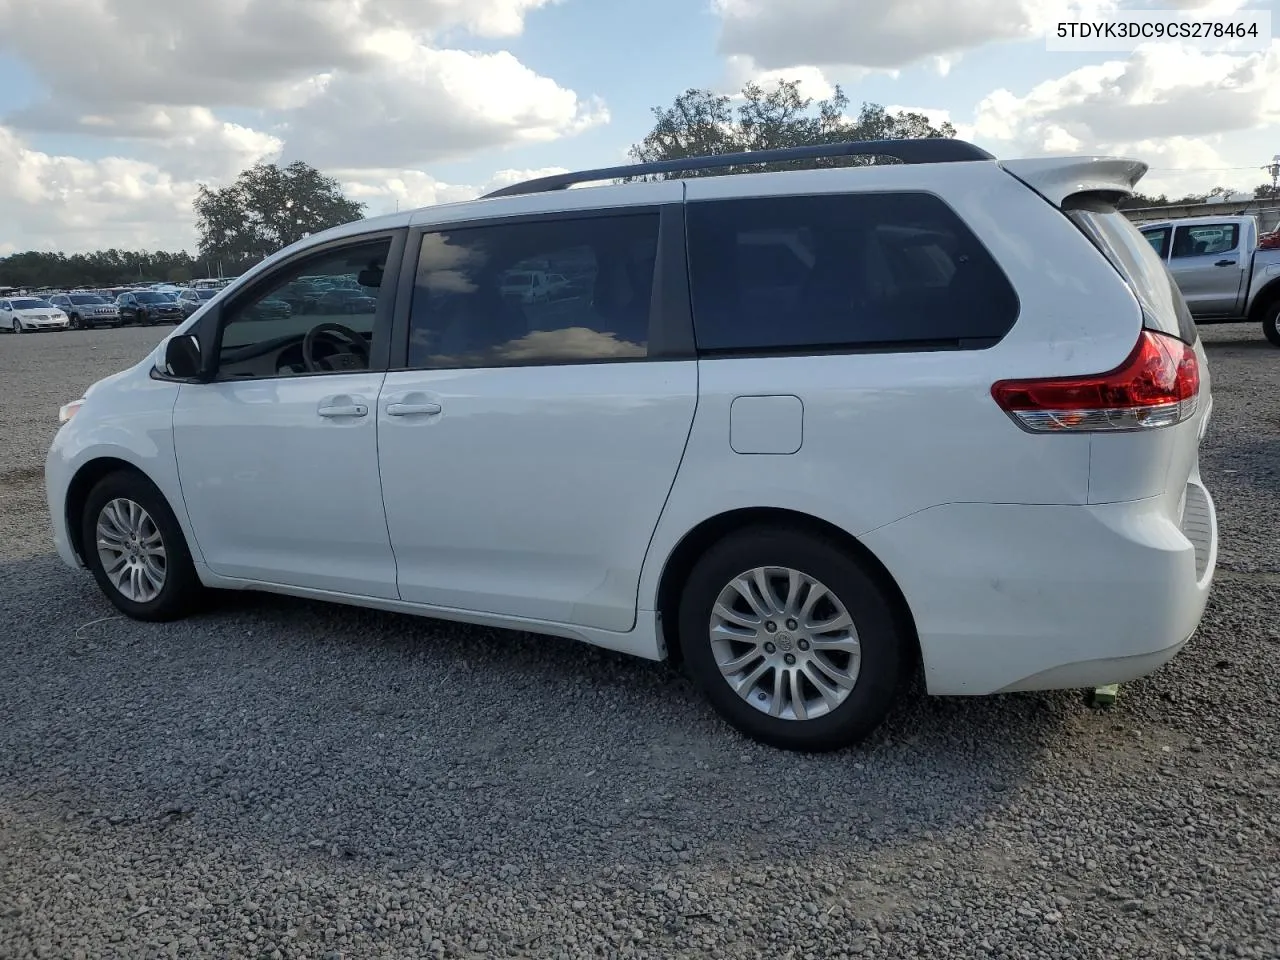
<box><xmin>217</xmin><ymin>238</ymin><xmax>392</xmax><ymax>380</ymax></box>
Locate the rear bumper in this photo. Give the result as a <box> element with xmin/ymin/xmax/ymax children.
<box><xmin>861</xmin><ymin>484</ymin><xmax>1217</xmax><ymax>696</ymax></box>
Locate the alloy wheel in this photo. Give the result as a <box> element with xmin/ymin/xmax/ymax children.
<box><xmin>709</xmin><ymin>566</ymin><xmax>861</xmax><ymax>721</ymax></box>
<box><xmin>95</xmin><ymin>498</ymin><xmax>167</xmax><ymax>603</ymax></box>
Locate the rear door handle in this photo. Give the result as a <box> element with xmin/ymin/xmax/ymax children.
<box><xmin>1214</xmin><ymin>258</ymin><xmax>1237</xmax><ymax>266</ymax></box>
<box><xmin>386</xmin><ymin>401</ymin><xmax>442</xmax><ymax>417</ymax></box>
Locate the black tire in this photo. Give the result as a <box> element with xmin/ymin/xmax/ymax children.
<box><xmin>1263</xmin><ymin>301</ymin><xmax>1280</xmax><ymax>348</ymax></box>
<box><xmin>678</xmin><ymin>526</ymin><xmax>904</xmax><ymax>752</ymax></box>
<box><xmin>81</xmin><ymin>470</ymin><xmax>204</xmax><ymax>622</ymax></box>
<box><xmin>69</xmin><ymin>313</ymin><xmax>82</xmax><ymax>330</ymax></box>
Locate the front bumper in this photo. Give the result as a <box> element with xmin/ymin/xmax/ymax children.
<box><xmin>21</xmin><ymin>318</ymin><xmax>70</xmax><ymax>330</ymax></box>
<box><xmin>45</xmin><ymin>430</ymin><xmax>82</xmax><ymax>570</ymax></box>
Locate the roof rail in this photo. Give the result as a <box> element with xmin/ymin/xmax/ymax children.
<box><xmin>482</xmin><ymin>138</ymin><xmax>994</xmax><ymax>199</ymax></box>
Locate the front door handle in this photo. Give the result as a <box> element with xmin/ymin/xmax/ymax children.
<box><xmin>386</xmin><ymin>401</ymin><xmax>442</xmax><ymax>417</ymax></box>
<box><xmin>318</xmin><ymin>398</ymin><xmax>369</xmax><ymax>418</ymax></box>
<box><xmin>1214</xmin><ymin>258</ymin><xmax>1237</xmax><ymax>267</ymax></box>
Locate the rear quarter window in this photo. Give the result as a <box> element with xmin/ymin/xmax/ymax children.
<box><xmin>685</xmin><ymin>191</ymin><xmax>1019</xmax><ymax>354</ymax></box>
<box><xmin>1064</xmin><ymin>196</ymin><xmax>1198</xmax><ymax>344</ymax></box>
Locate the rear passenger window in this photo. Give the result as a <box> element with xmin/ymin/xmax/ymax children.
<box><xmin>685</xmin><ymin>193</ymin><xmax>1018</xmax><ymax>353</ymax></box>
<box><xmin>407</xmin><ymin>213</ymin><xmax>658</xmax><ymax>369</ymax></box>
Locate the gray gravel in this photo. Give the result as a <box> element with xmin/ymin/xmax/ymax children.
<box><xmin>1</xmin><ymin>323</ymin><xmax>1278</xmax><ymax>960</ymax></box>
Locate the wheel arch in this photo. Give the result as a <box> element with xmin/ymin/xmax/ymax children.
<box><xmin>654</xmin><ymin>507</ymin><xmax>921</xmax><ymax>674</ymax></box>
<box><xmin>64</xmin><ymin>457</ymin><xmax>157</xmax><ymax>563</ymax></box>
<box><xmin>1247</xmin><ymin>277</ymin><xmax>1280</xmax><ymax>324</ymax></box>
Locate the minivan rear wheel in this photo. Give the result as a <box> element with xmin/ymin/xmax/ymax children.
<box><xmin>81</xmin><ymin>470</ymin><xmax>204</xmax><ymax>621</ymax></box>
<box><xmin>678</xmin><ymin>526</ymin><xmax>903</xmax><ymax>752</ymax></box>
<box><xmin>1263</xmin><ymin>302</ymin><xmax>1280</xmax><ymax>348</ymax></box>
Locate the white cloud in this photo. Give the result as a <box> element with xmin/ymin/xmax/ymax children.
<box><xmin>0</xmin><ymin>0</ymin><xmax>604</xmax><ymax>171</ymax></box>
<box><xmin>713</xmin><ymin>0</ymin><xmax>1119</xmax><ymax>70</ymax></box>
<box><xmin>280</xmin><ymin>45</ymin><xmax>607</xmax><ymax>169</ymax></box>
<box><xmin>0</xmin><ymin>0</ymin><xmax>558</xmax><ymax>110</ymax></box>
<box><xmin>971</xmin><ymin>42</ymin><xmax>1280</xmax><ymax>153</ymax></box>
<box><xmin>0</xmin><ymin>0</ymin><xmax>605</xmax><ymax>253</ymax></box>
<box><xmin>721</xmin><ymin>55</ymin><xmax>839</xmax><ymax>100</ymax></box>
<box><xmin>339</xmin><ymin>167</ymin><xmax>570</xmax><ymax>217</ymax></box>
<box><xmin>0</xmin><ymin>125</ymin><xmax>201</xmax><ymax>253</ymax></box>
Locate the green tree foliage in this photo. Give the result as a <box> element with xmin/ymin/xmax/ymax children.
<box><xmin>628</xmin><ymin>80</ymin><xmax>957</xmax><ymax>177</ymax></box>
<box><xmin>0</xmin><ymin>249</ymin><xmax>198</xmax><ymax>290</ymax></box>
<box><xmin>194</xmin><ymin>161</ymin><xmax>365</xmax><ymax>272</ymax></box>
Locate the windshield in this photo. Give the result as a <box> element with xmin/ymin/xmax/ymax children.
<box><xmin>134</xmin><ymin>292</ymin><xmax>170</xmax><ymax>303</ymax></box>
<box><xmin>70</xmin><ymin>295</ymin><xmax>105</xmax><ymax>304</ymax></box>
<box><xmin>197</xmin><ymin>289</ymin><xmax>216</xmax><ymax>299</ymax></box>
<box><xmin>12</xmin><ymin>299</ymin><xmax>54</xmax><ymax>309</ymax></box>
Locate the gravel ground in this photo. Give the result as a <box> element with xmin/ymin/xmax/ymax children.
<box><xmin>1</xmin><ymin>324</ymin><xmax>1277</xmax><ymax>960</ymax></box>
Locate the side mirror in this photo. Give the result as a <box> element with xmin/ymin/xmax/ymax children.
<box><xmin>164</xmin><ymin>334</ymin><xmax>202</xmax><ymax>380</ymax></box>
<box><xmin>357</xmin><ymin>266</ymin><xmax>383</xmax><ymax>288</ymax></box>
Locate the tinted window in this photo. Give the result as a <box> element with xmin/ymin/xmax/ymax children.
<box><xmin>1141</xmin><ymin>227</ymin><xmax>1170</xmax><ymax>259</ymax></box>
<box><xmin>1171</xmin><ymin>223</ymin><xmax>1239</xmax><ymax>258</ymax></box>
<box><xmin>407</xmin><ymin>213</ymin><xmax>658</xmax><ymax>369</ymax></box>
<box><xmin>685</xmin><ymin>193</ymin><xmax>1017</xmax><ymax>353</ymax></box>
<box><xmin>217</xmin><ymin>238</ymin><xmax>391</xmax><ymax>379</ymax></box>
<box><xmin>1066</xmin><ymin>198</ymin><xmax>1197</xmax><ymax>343</ymax></box>
<box><xmin>12</xmin><ymin>298</ymin><xmax>54</xmax><ymax>309</ymax></box>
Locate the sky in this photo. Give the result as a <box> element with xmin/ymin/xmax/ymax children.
<box><xmin>0</xmin><ymin>0</ymin><xmax>1277</xmax><ymax>255</ymax></box>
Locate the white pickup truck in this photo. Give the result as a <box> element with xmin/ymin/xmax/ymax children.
<box><xmin>1138</xmin><ymin>214</ymin><xmax>1280</xmax><ymax>347</ymax></box>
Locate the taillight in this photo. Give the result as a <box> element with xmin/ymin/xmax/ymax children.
<box><xmin>992</xmin><ymin>330</ymin><xmax>1199</xmax><ymax>432</ymax></box>
<box><xmin>1259</xmin><ymin>232</ymin><xmax>1280</xmax><ymax>250</ymax></box>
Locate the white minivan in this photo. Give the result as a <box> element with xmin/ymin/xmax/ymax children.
<box><xmin>46</xmin><ymin>140</ymin><xmax>1217</xmax><ymax>751</ymax></box>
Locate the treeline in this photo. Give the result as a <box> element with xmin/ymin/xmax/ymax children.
<box><xmin>1121</xmin><ymin>183</ymin><xmax>1277</xmax><ymax>210</ymax></box>
<box><xmin>0</xmin><ymin>250</ymin><xmax>212</xmax><ymax>290</ymax></box>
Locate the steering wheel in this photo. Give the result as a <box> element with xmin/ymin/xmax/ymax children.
<box><xmin>302</xmin><ymin>322</ymin><xmax>370</xmax><ymax>373</ymax></box>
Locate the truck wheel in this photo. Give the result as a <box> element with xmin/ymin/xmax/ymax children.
<box><xmin>1263</xmin><ymin>302</ymin><xmax>1280</xmax><ymax>348</ymax></box>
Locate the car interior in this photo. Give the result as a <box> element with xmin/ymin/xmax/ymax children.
<box><xmin>215</xmin><ymin>244</ymin><xmax>389</xmax><ymax>379</ymax></box>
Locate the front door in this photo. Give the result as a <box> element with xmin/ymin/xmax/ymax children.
<box><xmin>377</xmin><ymin>198</ymin><xmax>697</xmax><ymax>632</ymax></box>
<box><xmin>1168</xmin><ymin>221</ymin><xmax>1247</xmax><ymax>316</ymax></box>
<box><xmin>172</xmin><ymin>234</ymin><xmax>402</xmax><ymax>598</ymax></box>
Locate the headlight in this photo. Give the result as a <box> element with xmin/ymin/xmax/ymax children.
<box><xmin>58</xmin><ymin>399</ymin><xmax>85</xmax><ymax>424</ymax></box>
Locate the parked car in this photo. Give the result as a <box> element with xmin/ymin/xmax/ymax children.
<box><xmin>279</xmin><ymin>281</ymin><xmax>325</xmax><ymax>314</ymax></box>
<box><xmin>1138</xmin><ymin>214</ymin><xmax>1280</xmax><ymax>346</ymax></box>
<box><xmin>116</xmin><ymin>291</ymin><xmax>185</xmax><ymax>325</ymax></box>
<box><xmin>46</xmin><ymin>140</ymin><xmax>1217</xmax><ymax>752</ymax></box>
<box><xmin>242</xmin><ymin>297</ymin><xmax>292</xmax><ymax>322</ymax></box>
<box><xmin>50</xmin><ymin>293</ymin><xmax>122</xmax><ymax>329</ymax></box>
<box><xmin>176</xmin><ymin>288</ymin><xmax>218</xmax><ymax>318</ymax></box>
<box><xmin>316</xmin><ymin>289</ymin><xmax>377</xmax><ymax>315</ymax></box>
<box><xmin>1</xmin><ymin>297</ymin><xmax>69</xmax><ymax>333</ymax></box>
<box><xmin>499</xmin><ymin>269</ymin><xmax>572</xmax><ymax>303</ymax></box>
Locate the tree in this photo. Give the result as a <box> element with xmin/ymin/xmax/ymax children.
<box><xmin>0</xmin><ymin>249</ymin><xmax>198</xmax><ymax>290</ymax></box>
<box><xmin>194</xmin><ymin>161</ymin><xmax>365</xmax><ymax>273</ymax></box>
<box><xmin>628</xmin><ymin>80</ymin><xmax>956</xmax><ymax>178</ymax></box>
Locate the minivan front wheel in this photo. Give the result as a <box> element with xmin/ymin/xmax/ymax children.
<box><xmin>679</xmin><ymin>527</ymin><xmax>903</xmax><ymax>752</ymax></box>
<box><xmin>81</xmin><ymin>471</ymin><xmax>203</xmax><ymax>621</ymax></box>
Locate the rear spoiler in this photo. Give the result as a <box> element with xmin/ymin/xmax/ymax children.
<box><xmin>999</xmin><ymin>157</ymin><xmax>1148</xmax><ymax>207</ymax></box>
